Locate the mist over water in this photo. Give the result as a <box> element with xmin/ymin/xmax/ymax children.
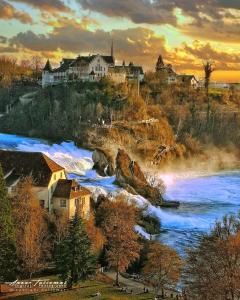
<box><xmin>1</xmin><ymin>133</ymin><xmax>239</xmax><ymax>255</ymax></box>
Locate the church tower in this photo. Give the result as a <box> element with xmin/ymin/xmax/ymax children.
<box><xmin>155</xmin><ymin>55</ymin><xmax>165</xmax><ymax>72</ymax></box>
<box><xmin>110</xmin><ymin>39</ymin><xmax>115</xmax><ymax>66</ymax></box>
<box><xmin>111</xmin><ymin>39</ymin><xmax>114</xmax><ymax>58</ymax></box>
<box><xmin>42</xmin><ymin>59</ymin><xmax>53</xmax><ymax>87</ymax></box>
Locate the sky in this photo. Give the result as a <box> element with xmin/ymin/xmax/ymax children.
<box><xmin>0</xmin><ymin>0</ymin><xmax>239</xmax><ymax>82</ymax></box>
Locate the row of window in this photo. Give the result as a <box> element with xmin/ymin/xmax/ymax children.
<box><xmin>92</xmin><ymin>65</ymin><xmax>105</xmax><ymax>72</ymax></box>
<box><xmin>60</xmin><ymin>197</ymin><xmax>86</xmax><ymax>208</ymax></box>
<box><xmin>39</xmin><ymin>196</ymin><xmax>86</xmax><ymax>209</ymax></box>
<box><xmin>53</xmin><ymin>171</ymin><xmax>64</xmax><ymax>181</ymax></box>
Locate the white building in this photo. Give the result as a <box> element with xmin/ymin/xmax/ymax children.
<box><xmin>42</xmin><ymin>44</ymin><xmax>144</xmax><ymax>87</ymax></box>
<box><xmin>0</xmin><ymin>150</ymin><xmax>91</xmax><ymax>219</ymax></box>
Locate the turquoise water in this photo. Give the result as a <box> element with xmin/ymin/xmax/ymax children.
<box><xmin>1</xmin><ymin>133</ymin><xmax>239</xmax><ymax>254</ymax></box>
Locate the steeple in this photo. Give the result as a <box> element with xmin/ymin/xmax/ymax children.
<box><xmin>155</xmin><ymin>55</ymin><xmax>165</xmax><ymax>72</ymax></box>
<box><xmin>43</xmin><ymin>59</ymin><xmax>52</xmax><ymax>72</ymax></box>
<box><xmin>111</xmin><ymin>39</ymin><xmax>114</xmax><ymax>58</ymax></box>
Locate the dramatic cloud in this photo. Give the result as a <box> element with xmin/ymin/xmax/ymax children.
<box><xmin>8</xmin><ymin>0</ymin><xmax>71</xmax><ymax>13</ymax></box>
<box><xmin>79</xmin><ymin>0</ymin><xmax>240</xmax><ymax>43</ymax></box>
<box><xmin>8</xmin><ymin>21</ymin><xmax>167</xmax><ymax>67</ymax></box>
<box><xmin>80</xmin><ymin>0</ymin><xmax>177</xmax><ymax>25</ymax></box>
<box><xmin>7</xmin><ymin>18</ymin><xmax>239</xmax><ymax>74</ymax></box>
<box><xmin>172</xmin><ymin>40</ymin><xmax>240</xmax><ymax>71</ymax></box>
<box><xmin>0</xmin><ymin>35</ymin><xmax>7</xmax><ymax>43</ymax></box>
<box><xmin>181</xmin><ymin>21</ymin><xmax>240</xmax><ymax>44</ymax></box>
<box><xmin>216</xmin><ymin>0</ymin><xmax>240</xmax><ymax>9</ymax></box>
<box><xmin>0</xmin><ymin>0</ymin><xmax>32</xmax><ymax>23</ymax></box>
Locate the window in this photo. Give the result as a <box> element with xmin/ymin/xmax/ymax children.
<box><xmin>60</xmin><ymin>172</ymin><xmax>63</xmax><ymax>178</ymax></box>
<box><xmin>60</xmin><ymin>199</ymin><xmax>67</xmax><ymax>208</ymax></box>
<box><xmin>75</xmin><ymin>198</ymin><xmax>79</xmax><ymax>207</ymax></box>
<box><xmin>39</xmin><ymin>200</ymin><xmax>45</xmax><ymax>208</ymax></box>
<box><xmin>54</xmin><ymin>174</ymin><xmax>56</xmax><ymax>180</ymax></box>
<box><xmin>81</xmin><ymin>197</ymin><xmax>85</xmax><ymax>206</ymax></box>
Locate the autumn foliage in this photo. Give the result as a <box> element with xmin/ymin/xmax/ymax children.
<box><xmin>99</xmin><ymin>196</ymin><xmax>141</xmax><ymax>285</ymax></box>
<box><xmin>11</xmin><ymin>177</ymin><xmax>49</xmax><ymax>278</ymax></box>
<box><xmin>144</xmin><ymin>242</ymin><xmax>183</xmax><ymax>297</ymax></box>
<box><xmin>183</xmin><ymin>214</ymin><xmax>240</xmax><ymax>300</ymax></box>
<box><xmin>85</xmin><ymin>213</ymin><xmax>106</xmax><ymax>254</ymax></box>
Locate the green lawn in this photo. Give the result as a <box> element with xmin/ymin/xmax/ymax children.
<box><xmin>7</xmin><ymin>280</ymin><xmax>158</xmax><ymax>300</ymax></box>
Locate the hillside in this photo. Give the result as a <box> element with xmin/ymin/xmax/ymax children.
<box><xmin>0</xmin><ymin>77</ymin><xmax>240</xmax><ymax>170</ymax></box>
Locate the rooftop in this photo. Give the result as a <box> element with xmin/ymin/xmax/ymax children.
<box><xmin>0</xmin><ymin>150</ymin><xmax>64</xmax><ymax>187</ymax></box>
<box><xmin>53</xmin><ymin>179</ymin><xmax>91</xmax><ymax>199</ymax></box>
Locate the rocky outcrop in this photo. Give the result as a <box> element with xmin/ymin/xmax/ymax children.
<box><xmin>115</xmin><ymin>149</ymin><xmax>163</xmax><ymax>206</ymax></box>
<box><xmin>92</xmin><ymin>148</ymin><xmax>115</xmax><ymax>176</ymax></box>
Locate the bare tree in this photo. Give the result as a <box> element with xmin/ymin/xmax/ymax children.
<box><xmin>203</xmin><ymin>61</ymin><xmax>215</xmax><ymax>125</ymax></box>
<box><xmin>143</xmin><ymin>241</ymin><xmax>183</xmax><ymax>298</ymax></box>
<box><xmin>145</xmin><ymin>172</ymin><xmax>166</xmax><ymax>194</ymax></box>
<box><xmin>100</xmin><ymin>195</ymin><xmax>141</xmax><ymax>285</ymax></box>
<box><xmin>183</xmin><ymin>213</ymin><xmax>240</xmax><ymax>300</ymax></box>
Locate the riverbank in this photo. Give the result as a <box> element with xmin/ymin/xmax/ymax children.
<box><xmin>1</xmin><ymin>82</ymin><xmax>239</xmax><ymax>171</ymax></box>
<box><xmin>0</xmin><ymin>132</ymin><xmax>240</xmax><ymax>255</ymax></box>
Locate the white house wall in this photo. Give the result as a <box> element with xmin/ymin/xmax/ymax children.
<box><xmin>89</xmin><ymin>55</ymin><xmax>109</xmax><ymax>77</ymax></box>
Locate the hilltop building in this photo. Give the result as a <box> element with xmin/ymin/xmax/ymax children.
<box><xmin>0</xmin><ymin>150</ymin><xmax>91</xmax><ymax>219</ymax></box>
<box><xmin>156</xmin><ymin>55</ymin><xmax>198</xmax><ymax>88</ymax></box>
<box><xmin>42</xmin><ymin>43</ymin><xmax>144</xmax><ymax>87</ymax></box>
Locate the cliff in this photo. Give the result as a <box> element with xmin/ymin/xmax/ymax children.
<box><xmin>92</xmin><ymin>148</ymin><xmax>115</xmax><ymax>176</ymax></box>
<box><xmin>115</xmin><ymin>149</ymin><xmax>163</xmax><ymax>206</ymax></box>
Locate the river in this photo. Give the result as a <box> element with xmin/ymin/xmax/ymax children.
<box><xmin>1</xmin><ymin>133</ymin><xmax>239</xmax><ymax>255</ymax></box>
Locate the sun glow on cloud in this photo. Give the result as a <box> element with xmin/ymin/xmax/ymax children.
<box><xmin>0</xmin><ymin>0</ymin><xmax>239</xmax><ymax>82</ymax></box>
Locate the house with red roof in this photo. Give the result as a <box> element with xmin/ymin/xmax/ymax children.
<box><xmin>0</xmin><ymin>150</ymin><xmax>91</xmax><ymax>219</ymax></box>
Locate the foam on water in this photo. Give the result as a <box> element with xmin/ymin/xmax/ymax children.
<box><xmin>1</xmin><ymin>133</ymin><xmax>239</xmax><ymax>255</ymax></box>
<box><xmin>0</xmin><ymin>133</ymin><xmax>94</xmax><ymax>176</ymax></box>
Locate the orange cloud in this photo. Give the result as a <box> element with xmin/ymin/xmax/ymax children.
<box><xmin>0</xmin><ymin>0</ymin><xmax>32</xmax><ymax>23</ymax></box>
<box><xmin>8</xmin><ymin>0</ymin><xmax>71</xmax><ymax>13</ymax></box>
<box><xmin>1</xmin><ymin>16</ymin><xmax>238</xmax><ymax>82</ymax></box>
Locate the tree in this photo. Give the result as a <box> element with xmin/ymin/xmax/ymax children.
<box><xmin>143</xmin><ymin>242</ymin><xmax>183</xmax><ymax>298</ymax></box>
<box><xmin>96</xmin><ymin>102</ymin><xmax>104</xmax><ymax>121</ymax></box>
<box><xmin>55</xmin><ymin>214</ymin><xmax>96</xmax><ymax>289</ymax></box>
<box><xmin>100</xmin><ymin>196</ymin><xmax>141</xmax><ymax>285</ymax></box>
<box><xmin>203</xmin><ymin>61</ymin><xmax>215</xmax><ymax>125</ymax></box>
<box><xmin>183</xmin><ymin>214</ymin><xmax>240</xmax><ymax>300</ymax></box>
<box><xmin>51</xmin><ymin>210</ymin><xmax>68</xmax><ymax>244</ymax></box>
<box><xmin>11</xmin><ymin>177</ymin><xmax>49</xmax><ymax>278</ymax></box>
<box><xmin>139</xmin><ymin>214</ymin><xmax>161</xmax><ymax>239</ymax></box>
<box><xmin>85</xmin><ymin>213</ymin><xmax>106</xmax><ymax>255</ymax></box>
<box><xmin>0</xmin><ymin>164</ymin><xmax>17</xmax><ymax>281</ymax></box>
<box><xmin>31</xmin><ymin>56</ymin><xmax>43</xmax><ymax>79</ymax></box>
<box><xmin>145</xmin><ymin>172</ymin><xmax>166</xmax><ymax>195</ymax></box>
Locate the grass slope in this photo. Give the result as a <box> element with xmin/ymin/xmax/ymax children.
<box><xmin>7</xmin><ymin>280</ymin><xmax>163</xmax><ymax>300</ymax></box>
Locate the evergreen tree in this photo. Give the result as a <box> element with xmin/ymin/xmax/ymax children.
<box><xmin>0</xmin><ymin>164</ymin><xmax>17</xmax><ymax>281</ymax></box>
<box><xmin>55</xmin><ymin>214</ymin><xmax>96</xmax><ymax>288</ymax></box>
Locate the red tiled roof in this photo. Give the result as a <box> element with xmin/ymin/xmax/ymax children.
<box><xmin>53</xmin><ymin>179</ymin><xmax>91</xmax><ymax>199</ymax></box>
<box><xmin>0</xmin><ymin>150</ymin><xmax>64</xmax><ymax>187</ymax></box>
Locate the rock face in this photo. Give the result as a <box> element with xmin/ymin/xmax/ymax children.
<box><xmin>115</xmin><ymin>149</ymin><xmax>163</xmax><ymax>206</ymax></box>
<box><xmin>92</xmin><ymin>148</ymin><xmax>115</xmax><ymax>177</ymax></box>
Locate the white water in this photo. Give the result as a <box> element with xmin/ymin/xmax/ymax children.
<box><xmin>1</xmin><ymin>133</ymin><xmax>239</xmax><ymax>255</ymax></box>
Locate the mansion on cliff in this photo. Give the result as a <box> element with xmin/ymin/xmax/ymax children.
<box><xmin>42</xmin><ymin>43</ymin><xmax>144</xmax><ymax>87</ymax></box>
<box><xmin>0</xmin><ymin>150</ymin><xmax>91</xmax><ymax>219</ymax></box>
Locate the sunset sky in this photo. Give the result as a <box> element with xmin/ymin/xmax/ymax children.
<box><xmin>0</xmin><ymin>0</ymin><xmax>239</xmax><ymax>82</ymax></box>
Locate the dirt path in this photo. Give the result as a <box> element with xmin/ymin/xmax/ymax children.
<box><xmin>105</xmin><ymin>271</ymin><xmax>181</xmax><ymax>299</ymax></box>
